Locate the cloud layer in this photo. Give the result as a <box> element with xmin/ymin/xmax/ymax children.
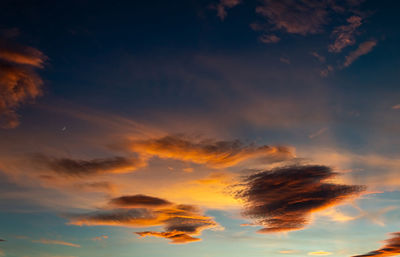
<box><xmin>69</xmin><ymin>194</ymin><xmax>219</xmax><ymax>244</ymax></box>
<box><xmin>236</xmin><ymin>165</ymin><xmax>365</xmax><ymax>232</ymax></box>
<box><xmin>0</xmin><ymin>39</ymin><xmax>46</xmax><ymax>128</ymax></box>
<box><xmin>352</xmin><ymin>232</ymin><xmax>400</xmax><ymax>257</ymax></box>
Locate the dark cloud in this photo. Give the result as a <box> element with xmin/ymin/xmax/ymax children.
<box><xmin>0</xmin><ymin>239</ymin><xmax>5</xmax><ymax>242</ymax></box>
<box><xmin>255</xmin><ymin>0</ymin><xmax>331</xmax><ymax>35</ymax></box>
<box><xmin>69</xmin><ymin>194</ymin><xmax>218</xmax><ymax>244</ymax></box>
<box><xmin>352</xmin><ymin>232</ymin><xmax>400</xmax><ymax>257</ymax></box>
<box><xmin>128</xmin><ymin>135</ymin><xmax>294</xmax><ymax>168</ymax></box>
<box><xmin>33</xmin><ymin>155</ymin><xmax>144</xmax><ymax>177</ymax></box>
<box><xmin>212</xmin><ymin>0</ymin><xmax>241</xmax><ymax>20</ymax></box>
<box><xmin>0</xmin><ymin>39</ymin><xmax>46</xmax><ymax>128</ymax></box>
<box><xmin>74</xmin><ymin>181</ymin><xmax>116</xmax><ymax>193</ymax></box>
<box><xmin>329</xmin><ymin>15</ymin><xmax>362</xmax><ymax>53</ymax></box>
<box><xmin>109</xmin><ymin>194</ymin><xmax>172</xmax><ymax>208</ymax></box>
<box><xmin>236</xmin><ymin>165</ymin><xmax>365</xmax><ymax>233</ymax></box>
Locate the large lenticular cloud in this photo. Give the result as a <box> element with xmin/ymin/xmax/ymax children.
<box><xmin>352</xmin><ymin>232</ymin><xmax>400</xmax><ymax>257</ymax></box>
<box><xmin>236</xmin><ymin>165</ymin><xmax>365</xmax><ymax>233</ymax></box>
<box><xmin>0</xmin><ymin>39</ymin><xmax>46</xmax><ymax>128</ymax></box>
<box><xmin>69</xmin><ymin>194</ymin><xmax>219</xmax><ymax>244</ymax></box>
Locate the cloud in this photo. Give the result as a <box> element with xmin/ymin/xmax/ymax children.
<box><xmin>32</xmin><ymin>239</ymin><xmax>81</xmax><ymax>248</ymax></box>
<box><xmin>92</xmin><ymin>235</ymin><xmax>108</xmax><ymax>241</ymax></box>
<box><xmin>308</xmin><ymin>251</ymin><xmax>333</xmax><ymax>256</ymax></box>
<box><xmin>320</xmin><ymin>65</ymin><xmax>334</xmax><ymax>77</ymax></box>
<box><xmin>109</xmin><ymin>194</ymin><xmax>172</xmax><ymax>208</ymax></box>
<box><xmin>0</xmin><ymin>239</ymin><xmax>4</xmax><ymax>242</ymax></box>
<box><xmin>329</xmin><ymin>16</ymin><xmax>362</xmax><ymax>53</ymax></box>
<box><xmin>0</xmin><ymin>39</ymin><xmax>46</xmax><ymax>128</ymax></box>
<box><xmin>392</xmin><ymin>104</ymin><xmax>400</xmax><ymax>110</ymax></box>
<box><xmin>259</xmin><ymin>34</ymin><xmax>280</xmax><ymax>44</ymax></box>
<box><xmin>235</xmin><ymin>165</ymin><xmax>365</xmax><ymax>233</ymax></box>
<box><xmin>69</xmin><ymin>194</ymin><xmax>219</xmax><ymax>244</ymax></box>
<box><xmin>213</xmin><ymin>0</ymin><xmax>241</xmax><ymax>20</ymax></box>
<box><xmin>280</xmin><ymin>57</ymin><xmax>291</xmax><ymax>64</ymax></box>
<box><xmin>74</xmin><ymin>181</ymin><xmax>117</xmax><ymax>193</ymax></box>
<box><xmin>352</xmin><ymin>232</ymin><xmax>400</xmax><ymax>257</ymax></box>
<box><xmin>311</xmin><ymin>52</ymin><xmax>326</xmax><ymax>63</ymax></box>
<box><xmin>255</xmin><ymin>0</ymin><xmax>331</xmax><ymax>35</ymax></box>
<box><xmin>32</xmin><ymin>155</ymin><xmax>145</xmax><ymax>177</ymax></box>
<box><xmin>343</xmin><ymin>40</ymin><xmax>377</xmax><ymax>67</ymax></box>
<box><xmin>309</xmin><ymin>127</ymin><xmax>328</xmax><ymax>139</ymax></box>
<box><xmin>127</xmin><ymin>135</ymin><xmax>294</xmax><ymax>169</ymax></box>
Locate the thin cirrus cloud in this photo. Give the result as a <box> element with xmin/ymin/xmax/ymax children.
<box><xmin>235</xmin><ymin>165</ymin><xmax>365</xmax><ymax>233</ymax></box>
<box><xmin>69</xmin><ymin>194</ymin><xmax>219</xmax><ymax>244</ymax></box>
<box><xmin>308</xmin><ymin>251</ymin><xmax>333</xmax><ymax>256</ymax></box>
<box><xmin>343</xmin><ymin>40</ymin><xmax>377</xmax><ymax>67</ymax></box>
<box><xmin>0</xmin><ymin>38</ymin><xmax>46</xmax><ymax>128</ymax></box>
<box><xmin>32</xmin><ymin>154</ymin><xmax>145</xmax><ymax>177</ymax></box>
<box><xmin>32</xmin><ymin>239</ymin><xmax>81</xmax><ymax>248</ymax></box>
<box><xmin>352</xmin><ymin>232</ymin><xmax>400</xmax><ymax>257</ymax></box>
<box><xmin>126</xmin><ymin>135</ymin><xmax>294</xmax><ymax>169</ymax></box>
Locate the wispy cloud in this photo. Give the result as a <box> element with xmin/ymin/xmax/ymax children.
<box><xmin>352</xmin><ymin>232</ymin><xmax>400</xmax><ymax>257</ymax></box>
<box><xmin>32</xmin><ymin>239</ymin><xmax>81</xmax><ymax>248</ymax></box>
<box><xmin>236</xmin><ymin>165</ymin><xmax>365</xmax><ymax>233</ymax></box>
<box><xmin>126</xmin><ymin>135</ymin><xmax>294</xmax><ymax>169</ymax></box>
<box><xmin>0</xmin><ymin>38</ymin><xmax>46</xmax><ymax>128</ymax></box>
<box><xmin>392</xmin><ymin>104</ymin><xmax>400</xmax><ymax>110</ymax></box>
<box><xmin>259</xmin><ymin>34</ymin><xmax>280</xmax><ymax>44</ymax></box>
<box><xmin>92</xmin><ymin>235</ymin><xmax>108</xmax><ymax>241</ymax></box>
<box><xmin>212</xmin><ymin>0</ymin><xmax>241</xmax><ymax>20</ymax></box>
<box><xmin>343</xmin><ymin>40</ymin><xmax>377</xmax><ymax>67</ymax></box>
<box><xmin>255</xmin><ymin>0</ymin><xmax>331</xmax><ymax>35</ymax></box>
<box><xmin>32</xmin><ymin>155</ymin><xmax>145</xmax><ymax>177</ymax></box>
<box><xmin>308</xmin><ymin>251</ymin><xmax>333</xmax><ymax>256</ymax></box>
<box><xmin>329</xmin><ymin>16</ymin><xmax>362</xmax><ymax>53</ymax></box>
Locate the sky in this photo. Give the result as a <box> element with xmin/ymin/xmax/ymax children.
<box><xmin>0</xmin><ymin>0</ymin><xmax>400</xmax><ymax>256</ymax></box>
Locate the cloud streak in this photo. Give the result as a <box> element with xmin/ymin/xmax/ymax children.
<box><xmin>33</xmin><ymin>155</ymin><xmax>145</xmax><ymax>177</ymax></box>
<box><xmin>343</xmin><ymin>40</ymin><xmax>377</xmax><ymax>67</ymax></box>
<box><xmin>32</xmin><ymin>239</ymin><xmax>81</xmax><ymax>248</ymax></box>
<box><xmin>0</xmin><ymin>39</ymin><xmax>46</xmax><ymax>128</ymax></box>
<box><xmin>352</xmin><ymin>232</ymin><xmax>400</xmax><ymax>257</ymax></box>
<box><xmin>236</xmin><ymin>165</ymin><xmax>365</xmax><ymax>233</ymax></box>
<box><xmin>127</xmin><ymin>135</ymin><xmax>294</xmax><ymax>169</ymax></box>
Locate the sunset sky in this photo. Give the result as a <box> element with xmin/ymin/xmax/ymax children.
<box><xmin>1</xmin><ymin>0</ymin><xmax>400</xmax><ymax>257</ymax></box>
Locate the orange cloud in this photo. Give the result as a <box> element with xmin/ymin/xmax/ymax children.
<box><xmin>308</xmin><ymin>251</ymin><xmax>332</xmax><ymax>256</ymax></box>
<box><xmin>236</xmin><ymin>165</ymin><xmax>365</xmax><ymax>233</ymax></box>
<box><xmin>32</xmin><ymin>239</ymin><xmax>81</xmax><ymax>248</ymax></box>
<box><xmin>0</xmin><ymin>38</ymin><xmax>46</xmax><ymax>128</ymax></box>
<box><xmin>92</xmin><ymin>235</ymin><xmax>108</xmax><ymax>241</ymax></box>
<box><xmin>69</xmin><ymin>194</ymin><xmax>219</xmax><ymax>244</ymax></box>
<box><xmin>128</xmin><ymin>135</ymin><xmax>294</xmax><ymax>169</ymax></box>
<box><xmin>352</xmin><ymin>232</ymin><xmax>400</xmax><ymax>257</ymax></box>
